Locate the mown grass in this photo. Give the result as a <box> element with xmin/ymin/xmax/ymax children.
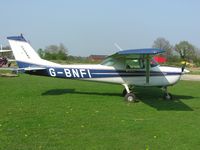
<box><xmin>0</xmin><ymin>75</ymin><xmax>200</xmax><ymax>150</ymax></box>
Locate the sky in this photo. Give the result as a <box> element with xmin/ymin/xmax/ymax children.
<box><xmin>0</xmin><ymin>0</ymin><xmax>200</xmax><ymax>56</ymax></box>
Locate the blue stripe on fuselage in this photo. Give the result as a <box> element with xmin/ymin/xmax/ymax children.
<box><xmin>42</xmin><ymin>67</ymin><xmax>182</xmax><ymax>78</ymax></box>
<box><xmin>17</xmin><ymin>61</ymin><xmax>182</xmax><ymax>78</ymax></box>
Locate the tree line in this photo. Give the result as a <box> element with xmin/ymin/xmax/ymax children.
<box><xmin>38</xmin><ymin>43</ymin><xmax>68</xmax><ymax>60</ymax></box>
<box><xmin>152</xmin><ymin>37</ymin><xmax>200</xmax><ymax>65</ymax></box>
<box><xmin>37</xmin><ymin>44</ymin><xmax>91</xmax><ymax>63</ymax></box>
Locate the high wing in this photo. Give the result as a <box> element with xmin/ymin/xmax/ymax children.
<box><xmin>108</xmin><ymin>48</ymin><xmax>165</xmax><ymax>84</ymax></box>
<box><xmin>111</xmin><ymin>48</ymin><xmax>165</xmax><ymax>58</ymax></box>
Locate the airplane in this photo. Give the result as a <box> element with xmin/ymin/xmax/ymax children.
<box><xmin>7</xmin><ymin>35</ymin><xmax>188</xmax><ymax>102</ymax></box>
<box><xmin>0</xmin><ymin>45</ymin><xmax>16</xmax><ymax>67</ymax></box>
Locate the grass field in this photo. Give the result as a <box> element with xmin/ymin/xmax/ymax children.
<box><xmin>0</xmin><ymin>75</ymin><xmax>200</xmax><ymax>150</ymax></box>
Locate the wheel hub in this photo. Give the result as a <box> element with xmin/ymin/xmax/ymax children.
<box><xmin>127</xmin><ymin>96</ymin><xmax>133</xmax><ymax>102</ymax></box>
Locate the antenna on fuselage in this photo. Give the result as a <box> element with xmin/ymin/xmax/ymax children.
<box><xmin>114</xmin><ymin>43</ymin><xmax>122</xmax><ymax>51</ymax></box>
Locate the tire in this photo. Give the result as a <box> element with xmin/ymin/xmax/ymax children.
<box><xmin>124</xmin><ymin>93</ymin><xmax>137</xmax><ymax>102</ymax></box>
<box><xmin>163</xmin><ymin>93</ymin><xmax>172</xmax><ymax>100</ymax></box>
<box><xmin>122</xmin><ymin>89</ymin><xmax>127</xmax><ymax>97</ymax></box>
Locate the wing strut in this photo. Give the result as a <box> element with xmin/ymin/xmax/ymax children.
<box><xmin>145</xmin><ymin>54</ymin><xmax>150</xmax><ymax>84</ymax></box>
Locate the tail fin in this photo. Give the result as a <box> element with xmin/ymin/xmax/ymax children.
<box><xmin>7</xmin><ymin>35</ymin><xmax>42</xmax><ymax>68</ymax></box>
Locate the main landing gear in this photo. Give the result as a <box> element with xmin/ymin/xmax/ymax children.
<box><xmin>122</xmin><ymin>84</ymin><xmax>137</xmax><ymax>102</ymax></box>
<box><xmin>122</xmin><ymin>84</ymin><xmax>173</xmax><ymax>102</ymax></box>
<box><xmin>162</xmin><ymin>87</ymin><xmax>172</xmax><ymax>100</ymax></box>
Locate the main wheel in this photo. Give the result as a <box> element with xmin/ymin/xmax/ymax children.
<box><xmin>163</xmin><ymin>93</ymin><xmax>172</xmax><ymax>100</ymax></box>
<box><xmin>122</xmin><ymin>89</ymin><xmax>127</xmax><ymax>96</ymax></box>
<box><xmin>125</xmin><ymin>93</ymin><xmax>137</xmax><ymax>102</ymax></box>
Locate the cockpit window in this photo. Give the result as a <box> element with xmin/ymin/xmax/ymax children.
<box><xmin>126</xmin><ymin>58</ymin><xmax>145</xmax><ymax>69</ymax></box>
<box><xmin>101</xmin><ymin>57</ymin><xmax>159</xmax><ymax>69</ymax></box>
<box><xmin>126</xmin><ymin>58</ymin><xmax>158</xmax><ymax>69</ymax></box>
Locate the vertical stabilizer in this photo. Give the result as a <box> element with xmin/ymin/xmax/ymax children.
<box><xmin>7</xmin><ymin>35</ymin><xmax>41</xmax><ymax>63</ymax></box>
<box><xmin>7</xmin><ymin>35</ymin><xmax>42</xmax><ymax>68</ymax></box>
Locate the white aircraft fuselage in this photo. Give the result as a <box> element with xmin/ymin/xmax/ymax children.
<box><xmin>20</xmin><ymin>60</ymin><xmax>183</xmax><ymax>87</ymax></box>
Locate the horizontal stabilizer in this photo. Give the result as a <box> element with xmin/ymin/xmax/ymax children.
<box><xmin>0</xmin><ymin>67</ymin><xmax>46</xmax><ymax>71</ymax></box>
<box><xmin>0</xmin><ymin>67</ymin><xmax>18</xmax><ymax>71</ymax></box>
<box><xmin>20</xmin><ymin>67</ymin><xmax>46</xmax><ymax>71</ymax></box>
<box><xmin>0</xmin><ymin>50</ymin><xmax>12</xmax><ymax>53</ymax></box>
<box><xmin>7</xmin><ymin>59</ymin><xmax>16</xmax><ymax>62</ymax></box>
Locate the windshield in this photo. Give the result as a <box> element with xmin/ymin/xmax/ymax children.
<box><xmin>101</xmin><ymin>57</ymin><xmax>115</xmax><ymax>66</ymax></box>
<box><xmin>101</xmin><ymin>57</ymin><xmax>159</xmax><ymax>69</ymax></box>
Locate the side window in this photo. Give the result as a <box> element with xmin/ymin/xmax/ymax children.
<box><xmin>126</xmin><ymin>59</ymin><xmax>144</xmax><ymax>69</ymax></box>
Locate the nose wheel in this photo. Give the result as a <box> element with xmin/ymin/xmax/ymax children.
<box><xmin>163</xmin><ymin>93</ymin><xmax>172</xmax><ymax>100</ymax></box>
<box><xmin>162</xmin><ymin>87</ymin><xmax>173</xmax><ymax>100</ymax></box>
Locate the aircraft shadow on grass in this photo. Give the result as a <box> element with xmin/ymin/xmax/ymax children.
<box><xmin>42</xmin><ymin>89</ymin><xmax>121</xmax><ymax>97</ymax></box>
<box><xmin>42</xmin><ymin>87</ymin><xmax>195</xmax><ymax>111</ymax></box>
<box><xmin>134</xmin><ymin>87</ymin><xmax>195</xmax><ymax>111</ymax></box>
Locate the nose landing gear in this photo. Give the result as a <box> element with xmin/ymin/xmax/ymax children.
<box><xmin>162</xmin><ymin>87</ymin><xmax>172</xmax><ymax>100</ymax></box>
